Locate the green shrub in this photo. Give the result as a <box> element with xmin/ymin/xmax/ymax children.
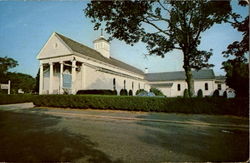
<box><xmin>136</xmin><ymin>89</ymin><xmax>145</xmax><ymax>95</ymax></box>
<box><xmin>76</xmin><ymin>89</ymin><xmax>117</xmax><ymax>95</ymax></box>
<box><xmin>213</xmin><ymin>89</ymin><xmax>220</xmax><ymax>97</ymax></box>
<box><xmin>150</xmin><ymin>88</ymin><xmax>164</xmax><ymax>96</ymax></box>
<box><xmin>197</xmin><ymin>89</ymin><xmax>203</xmax><ymax>98</ymax></box>
<box><xmin>32</xmin><ymin>95</ymin><xmax>248</xmax><ymax>117</ymax></box>
<box><xmin>128</xmin><ymin>90</ymin><xmax>133</xmax><ymax>96</ymax></box>
<box><xmin>183</xmin><ymin>89</ymin><xmax>189</xmax><ymax>98</ymax></box>
<box><xmin>120</xmin><ymin>89</ymin><xmax>128</xmax><ymax>96</ymax></box>
<box><xmin>0</xmin><ymin>94</ymin><xmax>34</xmax><ymax>105</ymax></box>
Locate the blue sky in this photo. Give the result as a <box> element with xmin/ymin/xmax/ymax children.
<box><xmin>0</xmin><ymin>1</ymin><xmax>248</xmax><ymax>77</ymax></box>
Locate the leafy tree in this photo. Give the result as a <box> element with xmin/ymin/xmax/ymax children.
<box><xmin>222</xmin><ymin>3</ymin><xmax>249</xmax><ymax>97</ymax></box>
<box><xmin>6</xmin><ymin>72</ymin><xmax>35</xmax><ymax>94</ymax></box>
<box><xmin>0</xmin><ymin>56</ymin><xmax>18</xmax><ymax>82</ymax></box>
<box><xmin>222</xmin><ymin>61</ymin><xmax>248</xmax><ymax>97</ymax></box>
<box><xmin>34</xmin><ymin>69</ymin><xmax>40</xmax><ymax>93</ymax></box>
<box><xmin>85</xmin><ymin>1</ymin><xmax>232</xmax><ymax>97</ymax></box>
<box><xmin>150</xmin><ymin>87</ymin><xmax>164</xmax><ymax>96</ymax></box>
<box><xmin>136</xmin><ymin>89</ymin><xmax>146</xmax><ymax>95</ymax></box>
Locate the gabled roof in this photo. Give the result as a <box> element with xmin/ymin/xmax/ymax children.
<box><xmin>55</xmin><ymin>32</ymin><xmax>144</xmax><ymax>75</ymax></box>
<box><xmin>145</xmin><ymin>69</ymin><xmax>215</xmax><ymax>81</ymax></box>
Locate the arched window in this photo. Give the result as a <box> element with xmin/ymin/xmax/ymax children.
<box><xmin>132</xmin><ymin>82</ymin><xmax>134</xmax><ymax>90</ymax></box>
<box><xmin>205</xmin><ymin>83</ymin><xmax>208</xmax><ymax>90</ymax></box>
<box><xmin>138</xmin><ymin>83</ymin><xmax>140</xmax><ymax>89</ymax></box>
<box><xmin>113</xmin><ymin>78</ymin><xmax>116</xmax><ymax>90</ymax></box>
<box><xmin>177</xmin><ymin>84</ymin><xmax>181</xmax><ymax>91</ymax></box>
<box><xmin>124</xmin><ymin>80</ymin><xmax>126</xmax><ymax>89</ymax></box>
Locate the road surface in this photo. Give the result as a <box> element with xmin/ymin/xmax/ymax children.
<box><xmin>0</xmin><ymin>103</ymin><xmax>248</xmax><ymax>162</ymax></box>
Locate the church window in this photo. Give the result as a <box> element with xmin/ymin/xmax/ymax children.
<box><xmin>138</xmin><ymin>83</ymin><xmax>140</xmax><ymax>89</ymax></box>
<box><xmin>177</xmin><ymin>84</ymin><xmax>181</xmax><ymax>91</ymax></box>
<box><xmin>124</xmin><ymin>80</ymin><xmax>126</xmax><ymax>89</ymax></box>
<box><xmin>218</xmin><ymin>84</ymin><xmax>221</xmax><ymax>90</ymax></box>
<box><xmin>132</xmin><ymin>82</ymin><xmax>134</xmax><ymax>90</ymax></box>
<box><xmin>205</xmin><ymin>83</ymin><xmax>208</xmax><ymax>90</ymax></box>
<box><xmin>113</xmin><ymin>78</ymin><xmax>116</xmax><ymax>90</ymax></box>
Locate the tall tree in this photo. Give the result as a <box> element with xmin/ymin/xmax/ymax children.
<box><xmin>222</xmin><ymin>3</ymin><xmax>249</xmax><ymax>97</ymax></box>
<box><xmin>84</xmin><ymin>0</ymin><xmax>232</xmax><ymax>97</ymax></box>
<box><xmin>0</xmin><ymin>56</ymin><xmax>18</xmax><ymax>83</ymax></box>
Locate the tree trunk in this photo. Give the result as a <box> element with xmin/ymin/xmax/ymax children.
<box><xmin>184</xmin><ymin>67</ymin><xmax>194</xmax><ymax>97</ymax></box>
<box><xmin>183</xmin><ymin>50</ymin><xmax>194</xmax><ymax>97</ymax></box>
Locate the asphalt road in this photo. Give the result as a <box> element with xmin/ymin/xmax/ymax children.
<box><xmin>0</xmin><ymin>103</ymin><xmax>249</xmax><ymax>162</ymax></box>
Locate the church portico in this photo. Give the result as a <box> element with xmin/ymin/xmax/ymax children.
<box><xmin>39</xmin><ymin>56</ymin><xmax>83</xmax><ymax>95</ymax></box>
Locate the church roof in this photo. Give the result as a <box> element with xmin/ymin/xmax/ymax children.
<box><xmin>215</xmin><ymin>75</ymin><xmax>226</xmax><ymax>80</ymax></box>
<box><xmin>55</xmin><ymin>32</ymin><xmax>144</xmax><ymax>75</ymax></box>
<box><xmin>145</xmin><ymin>69</ymin><xmax>215</xmax><ymax>81</ymax></box>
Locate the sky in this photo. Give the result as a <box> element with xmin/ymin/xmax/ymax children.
<box><xmin>0</xmin><ymin>1</ymin><xmax>248</xmax><ymax>77</ymax></box>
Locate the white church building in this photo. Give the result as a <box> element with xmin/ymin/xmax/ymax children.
<box><xmin>37</xmin><ymin>32</ymin><xmax>229</xmax><ymax>97</ymax></box>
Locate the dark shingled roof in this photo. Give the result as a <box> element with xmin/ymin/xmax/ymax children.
<box><xmin>215</xmin><ymin>76</ymin><xmax>226</xmax><ymax>80</ymax></box>
<box><xmin>55</xmin><ymin>32</ymin><xmax>144</xmax><ymax>75</ymax></box>
<box><xmin>145</xmin><ymin>69</ymin><xmax>215</xmax><ymax>81</ymax></box>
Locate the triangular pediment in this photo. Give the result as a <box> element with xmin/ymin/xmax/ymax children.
<box><xmin>37</xmin><ymin>32</ymin><xmax>73</xmax><ymax>59</ymax></box>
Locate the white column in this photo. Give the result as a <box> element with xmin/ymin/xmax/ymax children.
<box><xmin>71</xmin><ymin>59</ymin><xmax>76</xmax><ymax>94</ymax></box>
<box><xmin>49</xmin><ymin>62</ymin><xmax>54</xmax><ymax>94</ymax></box>
<box><xmin>60</xmin><ymin>61</ymin><xmax>64</xmax><ymax>94</ymax></box>
<box><xmin>81</xmin><ymin>63</ymin><xmax>85</xmax><ymax>89</ymax></box>
<box><xmin>39</xmin><ymin>63</ymin><xmax>44</xmax><ymax>94</ymax></box>
<box><xmin>8</xmin><ymin>80</ymin><xmax>11</xmax><ymax>95</ymax></box>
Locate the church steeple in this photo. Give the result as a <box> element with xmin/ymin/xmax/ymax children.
<box><xmin>101</xmin><ymin>28</ymin><xmax>103</xmax><ymax>37</ymax></box>
<box><xmin>93</xmin><ymin>29</ymin><xmax>110</xmax><ymax>58</ymax></box>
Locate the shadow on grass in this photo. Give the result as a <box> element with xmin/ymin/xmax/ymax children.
<box><xmin>0</xmin><ymin>110</ymin><xmax>122</xmax><ymax>162</ymax></box>
<box><xmin>135</xmin><ymin>116</ymin><xmax>249</xmax><ymax>162</ymax></box>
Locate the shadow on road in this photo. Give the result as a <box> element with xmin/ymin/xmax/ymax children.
<box><xmin>0</xmin><ymin>110</ymin><xmax>122</xmax><ymax>162</ymax></box>
<box><xmin>136</xmin><ymin>114</ymin><xmax>249</xmax><ymax>162</ymax></box>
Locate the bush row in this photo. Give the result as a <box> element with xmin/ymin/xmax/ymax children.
<box><xmin>76</xmin><ymin>89</ymin><xmax>117</xmax><ymax>95</ymax></box>
<box><xmin>33</xmin><ymin>95</ymin><xmax>248</xmax><ymax>117</ymax></box>
<box><xmin>0</xmin><ymin>94</ymin><xmax>34</xmax><ymax>105</ymax></box>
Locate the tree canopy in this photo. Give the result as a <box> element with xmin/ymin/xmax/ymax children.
<box><xmin>85</xmin><ymin>0</ymin><xmax>233</xmax><ymax>97</ymax></box>
<box><xmin>222</xmin><ymin>4</ymin><xmax>249</xmax><ymax>97</ymax></box>
<box><xmin>0</xmin><ymin>57</ymin><xmax>36</xmax><ymax>94</ymax></box>
<box><xmin>6</xmin><ymin>72</ymin><xmax>36</xmax><ymax>94</ymax></box>
<box><xmin>0</xmin><ymin>56</ymin><xmax>18</xmax><ymax>82</ymax></box>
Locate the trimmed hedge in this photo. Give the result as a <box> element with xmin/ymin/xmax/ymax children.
<box><xmin>76</xmin><ymin>89</ymin><xmax>117</xmax><ymax>95</ymax></box>
<box><xmin>33</xmin><ymin>95</ymin><xmax>249</xmax><ymax>117</ymax></box>
<box><xmin>0</xmin><ymin>94</ymin><xmax>34</xmax><ymax>105</ymax></box>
